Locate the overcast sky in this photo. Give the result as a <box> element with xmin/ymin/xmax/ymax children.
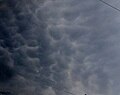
<box><xmin>0</xmin><ymin>0</ymin><xmax>120</xmax><ymax>95</ymax></box>
<box><xmin>41</xmin><ymin>0</ymin><xmax>120</xmax><ymax>95</ymax></box>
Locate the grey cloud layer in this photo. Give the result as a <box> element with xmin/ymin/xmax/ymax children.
<box><xmin>0</xmin><ymin>0</ymin><xmax>120</xmax><ymax>95</ymax></box>
<box><xmin>43</xmin><ymin>0</ymin><xmax>120</xmax><ymax>95</ymax></box>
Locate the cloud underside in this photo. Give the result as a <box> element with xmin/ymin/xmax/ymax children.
<box><xmin>0</xmin><ymin>0</ymin><xmax>120</xmax><ymax>95</ymax></box>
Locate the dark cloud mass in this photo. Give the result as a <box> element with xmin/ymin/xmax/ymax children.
<box><xmin>0</xmin><ymin>0</ymin><xmax>119</xmax><ymax>95</ymax></box>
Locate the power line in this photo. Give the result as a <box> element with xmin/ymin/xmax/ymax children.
<box><xmin>62</xmin><ymin>90</ymin><xmax>76</xmax><ymax>95</ymax></box>
<box><xmin>53</xmin><ymin>86</ymin><xmax>87</xmax><ymax>95</ymax></box>
<box><xmin>51</xmin><ymin>86</ymin><xmax>77</xmax><ymax>95</ymax></box>
<box><xmin>98</xmin><ymin>0</ymin><xmax>120</xmax><ymax>12</ymax></box>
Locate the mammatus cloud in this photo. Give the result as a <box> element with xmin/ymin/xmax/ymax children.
<box><xmin>0</xmin><ymin>0</ymin><xmax>120</xmax><ymax>95</ymax></box>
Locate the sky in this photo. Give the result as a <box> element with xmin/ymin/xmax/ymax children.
<box><xmin>0</xmin><ymin>0</ymin><xmax>120</xmax><ymax>95</ymax></box>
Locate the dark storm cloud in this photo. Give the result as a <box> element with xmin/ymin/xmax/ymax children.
<box><xmin>0</xmin><ymin>0</ymin><xmax>45</xmax><ymax>94</ymax></box>
<box><xmin>0</xmin><ymin>48</ymin><xmax>14</xmax><ymax>82</ymax></box>
<box><xmin>0</xmin><ymin>0</ymin><xmax>120</xmax><ymax>95</ymax></box>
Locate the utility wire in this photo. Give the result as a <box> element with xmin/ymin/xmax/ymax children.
<box><xmin>62</xmin><ymin>90</ymin><xmax>76</xmax><ymax>95</ymax></box>
<box><xmin>98</xmin><ymin>0</ymin><xmax>120</xmax><ymax>12</ymax></box>
<box><xmin>51</xmin><ymin>86</ymin><xmax>77</xmax><ymax>95</ymax></box>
